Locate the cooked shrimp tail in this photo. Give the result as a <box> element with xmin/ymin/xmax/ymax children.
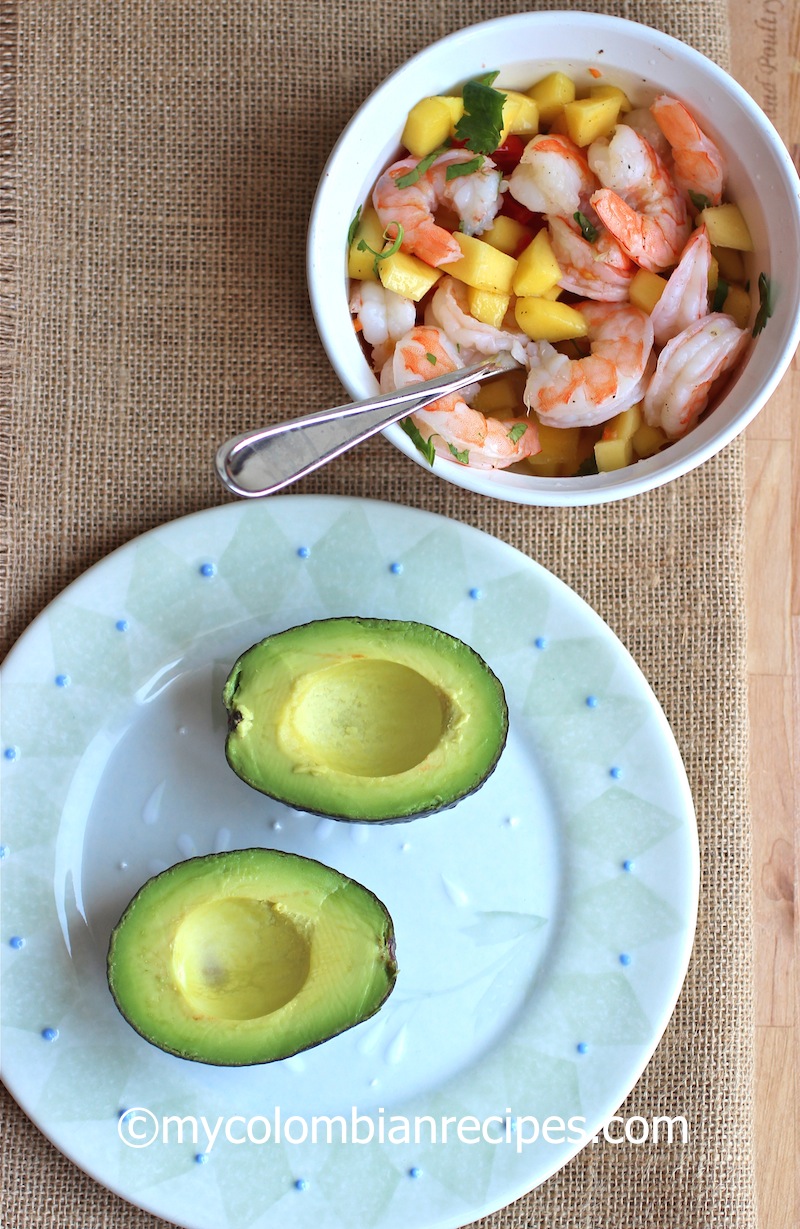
<box><xmin>650</xmin><ymin>95</ymin><xmax>726</xmax><ymax>206</ymax></box>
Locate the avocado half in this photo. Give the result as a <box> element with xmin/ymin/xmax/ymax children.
<box><xmin>222</xmin><ymin>617</ymin><xmax>509</xmax><ymax>823</ymax></box>
<box><xmin>107</xmin><ymin>848</ymin><xmax>397</xmax><ymax>1065</ymax></box>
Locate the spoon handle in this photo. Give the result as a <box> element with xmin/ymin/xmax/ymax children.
<box><xmin>215</xmin><ymin>352</ymin><xmax>522</xmax><ymax>498</ymax></box>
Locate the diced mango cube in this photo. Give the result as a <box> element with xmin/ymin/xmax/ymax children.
<box><xmin>547</xmin><ymin>112</ymin><xmax>570</xmax><ymax>136</ymax></box>
<box><xmin>594</xmin><ymin>436</ymin><xmax>634</xmax><ymax>471</ymax></box>
<box><xmin>708</xmin><ymin>255</ymin><xmax>719</xmax><ymax>295</ymax></box>
<box><xmin>629</xmin><ymin>268</ymin><xmax>667</xmax><ymax>314</ymax></box>
<box><xmin>512</xmin><ymin>230</ymin><xmax>561</xmax><ymax>297</ymax></box>
<box><xmin>466</xmin><ymin>285</ymin><xmax>511</xmax><ymax>329</ymax></box>
<box><xmin>536</xmin><ymin>423</ymin><xmax>581</xmax><ymax>465</ymax></box>
<box><xmin>515</xmin><ymin>297</ymin><xmax>587</xmax><ymax>342</ymax></box>
<box><xmin>721</xmin><ymin>283</ymin><xmax>751</xmax><ymax>329</ymax></box>
<box><xmin>498</xmin><ymin>96</ymin><xmax>522</xmax><ymax>143</ymax></box>
<box><xmin>697</xmin><ymin>203</ymin><xmax>753</xmax><ymax>251</ymax></box>
<box><xmin>472</xmin><ymin>373</ymin><xmax>526</xmax><ymax>416</ymax></box>
<box><xmin>482</xmin><ymin>214</ymin><xmax>535</xmax><ymax>257</ymax></box>
<box><xmin>526</xmin><ymin>456</ymin><xmax>563</xmax><ymax>477</ymax></box>
<box><xmin>439</xmin><ymin>95</ymin><xmax>466</xmax><ymax>129</ymax></box>
<box><xmin>589</xmin><ymin>84</ymin><xmax>632</xmax><ymax>113</ymax></box>
<box><xmin>541</xmin><ymin>284</ymin><xmax>562</xmax><ymax>301</ymax></box>
<box><xmin>502</xmin><ymin>90</ymin><xmax>539</xmax><ymax>136</ymax></box>
<box><xmin>401</xmin><ymin>97</ymin><xmax>456</xmax><ymax>157</ymax></box>
<box><xmin>527</xmin><ymin>71</ymin><xmax>576</xmax><ymax>126</ymax></box>
<box><xmin>632</xmin><ymin>423</ymin><xmax>669</xmax><ymax>458</ymax></box>
<box><xmin>347</xmin><ymin>207</ymin><xmax>388</xmax><ymax>282</ymax></box>
<box><xmin>378</xmin><ymin>250</ymin><xmax>442</xmax><ymax>301</ymax></box>
<box><xmin>563</xmin><ymin>95</ymin><xmax>622</xmax><ymax>147</ymax></box>
<box><xmin>712</xmin><ymin>245</ymin><xmax>746</xmax><ymax>282</ymax></box>
<box><xmin>440</xmin><ymin>232</ymin><xmax>518</xmax><ymax>294</ymax></box>
<box><xmin>601</xmin><ymin>403</ymin><xmax>642</xmax><ymax>442</ymax></box>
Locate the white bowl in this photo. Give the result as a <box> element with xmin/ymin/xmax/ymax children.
<box><xmin>308</xmin><ymin>12</ymin><xmax>800</xmax><ymax>506</ymax></box>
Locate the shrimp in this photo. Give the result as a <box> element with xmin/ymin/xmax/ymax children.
<box><xmin>588</xmin><ymin>125</ymin><xmax>692</xmax><ymax>271</ymax></box>
<box><xmin>426</xmin><ymin>275</ymin><xmax>530</xmax><ymax>365</ymax></box>
<box><xmin>349</xmin><ymin>280</ymin><xmax>416</xmax><ymax>355</ymax></box>
<box><xmin>649</xmin><ymin>226</ymin><xmax>712</xmax><ymax>347</ymax></box>
<box><xmin>547</xmin><ymin>215</ymin><xmax>636</xmax><ymax>302</ymax></box>
<box><xmin>383</xmin><ymin>325</ymin><xmax>540</xmax><ymax>470</ymax></box>
<box><xmin>643</xmin><ymin>313</ymin><xmax>749</xmax><ymax>439</ymax></box>
<box><xmin>651</xmin><ymin>95</ymin><xmax>726</xmax><ymax>206</ymax></box>
<box><xmin>621</xmin><ymin>109</ymin><xmax>673</xmax><ymax>166</ymax></box>
<box><xmin>523</xmin><ymin>301</ymin><xmax>654</xmax><ymax>428</ymax></box>
<box><xmin>508</xmin><ymin>133</ymin><xmax>598</xmax><ymax>219</ymax></box>
<box><xmin>373</xmin><ymin>149</ymin><xmax>502</xmax><ymax>268</ymax></box>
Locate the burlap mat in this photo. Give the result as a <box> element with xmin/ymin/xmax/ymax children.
<box><xmin>1</xmin><ymin>0</ymin><xmax>754</xmax><ymax>1225</ymax></box>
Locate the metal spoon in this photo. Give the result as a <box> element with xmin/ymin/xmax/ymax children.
<box><xmin>215</xmin><ymin>352</ymin><xmax>521</xmax><ymax>499</ymax></box>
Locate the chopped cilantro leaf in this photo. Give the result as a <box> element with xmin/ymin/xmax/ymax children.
<box><xmin>573</xmin><ymin>211</ymin><xmax>598</xmax><ymax>243</ymax></box>
<box><xmin>752</xmin><ymin>272</ymin><xmax>773</xmax><ymax>336</ymax></box>
<box><xmin>445</xmin><ymin>155</ymin><xmax>485</xmax><ymax>181</ymax></box>
<box><xmin>712</xmin><ymin>277</ymin><xmax>729</xmax><ymax>313</ymax></box>
<box><xmin>447</xmin><ymin>442</ymin><xmax>470</xmax><ymax>464</ymax></box>
<box><xmin>425</xmin><ymin>352</ymin><xmax>437</xmax><ymax>365</ymax></box>
<box><xmin>395</xmin><ymin>145</ymin><xmax>450</xmax><ymax>188</ymax></box>
<box><xmin>507</xmin><ymin>423</ymin><xmax>527</xmax><ymax>444</ymax></box>
<box><xmin>347</xmin><ymin>205</ymin><xmax>362</xmax><ymax>248</ymax></box>
<box><xmin>400</xmin><ymin>417</ymin><xmax>436</xmax><ymax>466</ymax></box>
<box><xmin>357</xmin><ymin>222</ymin><xmax>404</xmax><ymax>276</ymax></box>
<box><xmin>689</xmin><ymin>190</ymin><xmax>710</xmax><ymax>212</ymax></box>
<box><xmin>454</xmin><ymin>76</ymin><xmax>507</xmax><ymax>154</ymax></box>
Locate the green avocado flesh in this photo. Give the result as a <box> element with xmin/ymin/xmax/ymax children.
<box><xmin>223</xmin><ymin>617</ymin><xmax>509</xmax><ymax>822</ymax></box>
<box><xmin>107</xmin><ymin>849</ymin><xmax>397</xmax><ymax>1065</ymax></box>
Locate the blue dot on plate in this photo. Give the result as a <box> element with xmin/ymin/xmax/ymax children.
<box><xmin>534</xmin><ymin>636</ymin><xmax>547</xmax><ymax>650</ymax></box>
<box><xmin>55</xmin><ymin>674</ymin><xmax>71</xmax><ymax>688</ymax></box>
<box><xmin>622</xmin><ymin>859</ymin><xmax>635</xmax><ymax>872</ymax></box>
<box><xmin>576</xmin><ymin>1041</ymin><xmax>589</xmax><ymax>1055</ymax></box>
<box><xmin>199</xmin><ymin>562</ymin><xmax>216</xmax><ymax>578</ymax></box>
<box><xmin>41</xmin><ymin>1027</ymin><xmax>59</xmax><ymax>1042</ymax></box>
<box><xmin>195</xmin><ymin>1152</ymin><xmax>210</xmax><ymax>1165</ymax></box>
<box><xmin>586</xmin><ymin>695</ymin><xmax>598</xmax><ymax>708</ymax></box>
<box><xmin>0</xmin><ymin>845</ymin><xmax>9</xmax><ymax>859</ymax></box>
<box><xmin>468</xmin><ymin>587</ymin><xmax>483</xmax><ymax>600</ymax></box>
<box><xmin>389</xmin><ymin>561</ymin><xmax>403</xmax><ymax>575</ymax></box>
<box><xmin>609</xmin><ymin>766</ymin><xmax>622</xmax><ymax>780</ymax></box>
<box><xmin>4</xmin><ymin>746</ymin><xmax>19</xmax><ymax>761</ymax></box>
<box><xmin>294</xmin><ymin>1178</ymin><xmax>309</xmax><ymax>1191</ymax></box>
<box><xmin>9</xmin><ymin>936</ymin><xmax>24</xmax><ymax>950</ymax></box>
<box><xmin>408</xmin><ymin>1166</ymin><xmax>422</xmax><ymax>1179</ymax></box>
<box><xmin>296</xmin><ymin>546</ymin><xmax>310</xmax><ymax>559</ymax></box>
<box><xmin>619</xmin><ymin>952</ymin><xmax>632</xmax><ymax>966</ymax></box>
<box><xmin>115</xmin><ymin>618</ymin><xmax>129</xmax><ymax>632</ymax></box>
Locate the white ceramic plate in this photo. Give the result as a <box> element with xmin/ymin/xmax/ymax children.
<box><xmin>0</xmin><ymin>496</ymin><xmax>698</xmax><ymax>1229</ymax></box>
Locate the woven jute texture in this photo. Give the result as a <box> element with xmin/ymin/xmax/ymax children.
<box><xmin>1</xmin><ymin>0</ymin><xmax>755</xmax><ymax>1226</ymax></box>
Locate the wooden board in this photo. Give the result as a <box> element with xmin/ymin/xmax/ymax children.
<box><xmin>728</xmin><ymin>2</ymin><xmax>799</xmax><ymax>1225</ymax></box>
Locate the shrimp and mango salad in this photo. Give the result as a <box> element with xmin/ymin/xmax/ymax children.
<box><xmin>347</xmin><ymin>70</ymin><xmax>772</xmax><ymax>476</ymax></box>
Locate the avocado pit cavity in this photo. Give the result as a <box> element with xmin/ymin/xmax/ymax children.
<box><xmin>282</xmin><ymin>658</ymin><xmax>450</xmax><ymax>777</ymax></box>
<box><xmin>171</xmin><ymin>897</ymin><xmax>311</xmax><ymax>1020</ymax></box>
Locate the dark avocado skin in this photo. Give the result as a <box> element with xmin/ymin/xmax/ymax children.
<box><xmin>106</xmin><ymin>848</ymin><xmax>398</xmax><ymax>1066</ymax></box>
<box><xmin>222</xmin><ymin>616</ymin><xmax>509</xmax><ymax>823</ymax></box>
